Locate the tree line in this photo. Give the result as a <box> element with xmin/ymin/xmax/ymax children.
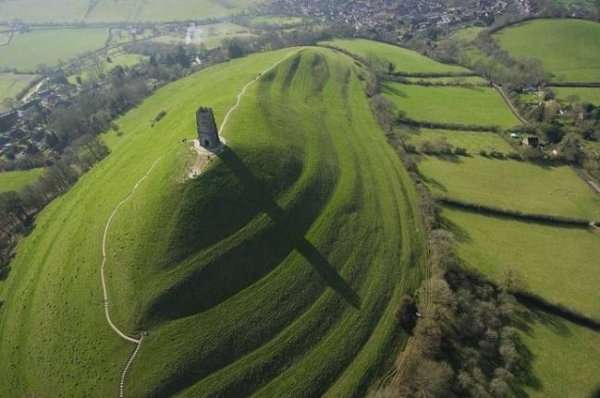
<box><xmin>0</xmin><ymin>136</ymin><xmax>109</xmax><ymax>275</ymax></box>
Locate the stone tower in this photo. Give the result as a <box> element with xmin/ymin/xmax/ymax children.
<box><xmin>196</xmin><ymin>107</ymin><xmax>221</xmax><ymax>150</ymax></box>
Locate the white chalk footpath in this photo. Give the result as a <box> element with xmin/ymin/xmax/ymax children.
<box><xmin>100</xmin><ymin>51</ymin><xmax>297</xmax><ymax>397</ymax></box>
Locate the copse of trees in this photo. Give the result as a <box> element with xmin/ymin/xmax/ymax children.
<box><xmin>471</xmin><ymin>32</ymin><xmax>546</xmax><ymax>90</ymax></box>
<box><xmin>378</xmin><ymin>230</ymin><xmax>527</xmax><ymax>398</ymax></box>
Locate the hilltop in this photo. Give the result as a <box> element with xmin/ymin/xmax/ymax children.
<box><xmin>0</xmin><ymin>46</ymin><xmax>425</xmax><ymax>396</ymax></box>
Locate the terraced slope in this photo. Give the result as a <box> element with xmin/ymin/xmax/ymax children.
<box><xmin>0</xmin><ymin>47</ymin><xmax>425</xmax><ymax>397</ymax></box>
<box><xmin>320</xmin><ymin>38</ymin><xmax>469</xmax><ymax>75</ymax></box>
<box><xmin>494</xmin><ymin>19</ymin><xmax>600</xmax><ymax>82</ymax></box>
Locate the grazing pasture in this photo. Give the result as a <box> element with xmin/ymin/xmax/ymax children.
<box><xmin>517</xmin><ymin>308</ymin><xmax>600</xmax><ymax>398</ymax></box>
<box><xmin>320</xmin><ymin>38</ymin><xmax>469</xmax><ymax>75</ymax></box>
<box><xmin>553</xmin><ymin>87</ymin><xmax>600</xmax><ymax>104</ymax></box>
<box><xmin>0</xmin><ymin>73</ymin><xmax>38</xmax><ymax>108</ymax></box>
<box><xmin>0</xmin><ymin>28</ymin><xmax>108</xmax><ymax>72</ymax></box>
<box><xmin>383</xmin><ymin>83</ymin><xmax>521</xmax><ymax>129</ymax></box>
<box><xmin>404</xmin><ymin>128</ymin><xmax>515</xmax><ymax>155</ymax></box>
<box><xmin>0</xmin><ymin>47</ymin><xmax>425</xmax><ymax>397</ymax></box>
<box><xmin>68</xmin><ymin>51</ymin><xmax>147</xmax><ymax>84</ymax></box>
<box><xmin>0</xmin><ymin>168</ymin><xmax>45</xmax><ymax>193</ymax></box>
<box><xmin>153</xmin><ymin>23</ymin><xmax>255</xmax><ymax>49</ymax></box>
<box><xmin>444</xmin><ymin>207</ymin><xmax>600</xmax><ymax>319</ymax></box>
<box><xmin>495</xmin><ymin>19</ymin><xmax>600</xmax><ymax>82</ymax></box>
<box><xmin>420</xmin><ymin>156</ymin><xmax>600</xmax><ymax>220</ymax></box>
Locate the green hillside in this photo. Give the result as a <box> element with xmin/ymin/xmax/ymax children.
<box><xmin>320</xmin><ymin>38</ymin><xmax>469</xmax><ymax>75</ymax></box>
<box><xmin>495</xmin><ymin>19</ymin><xmax>600</xmax><ymax>82</ymax></box>
<box><xmin>0</xmin><ymin>47</ymin><xmax>425</xmax><ymax>397</ymax></box>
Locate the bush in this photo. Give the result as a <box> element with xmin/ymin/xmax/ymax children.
<box><xmin>454</xmin><ymin>147</ymin><xmax>468</xmax><ymax>156</ymax></box>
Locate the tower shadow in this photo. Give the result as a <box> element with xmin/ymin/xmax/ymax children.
<box><xmin>218</xmin><ymin>146</ymin><xmax>361</xmax><ymax>309</ymax></box>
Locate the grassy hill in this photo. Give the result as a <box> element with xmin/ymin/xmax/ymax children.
<box><xmin>0</xmin><ymin>168</ymin><xmax>45</xmax><ymax>193</ymax></box>
<box><xmin>0</xmin><ymin>47</ymin><xmax>425</xmax><ymax>397</ymax></box>
<box><xmin>494</xmin><ymin>19</ymin><xmax>600</xmax><ymax>82</ymax></box>
<box><xmin>320</xmin><ymin>38</ymin><xmax>469</xmax><ymax>75</ymax></box>
<box><xmin>0</xmin><ymin>28</ymin><xmax>108</xmax><ymax>72</ymax></box>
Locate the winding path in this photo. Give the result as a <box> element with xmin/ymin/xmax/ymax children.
<box><xmin>219</xmin><ymin>50</ymin><xmax>297</xmax><ymax>134</ymax></box>
<box><xmin>493</xmin><ymin>83</ymin><xmax>529</xmax><ymax>125</ymax></box>
<box><xmin>100</xmin><ymin>52</ymin><xmax>296</xmax><ymax>397</ymax></box>
<box><xmin>100</xmin><ymin>158</ymin><xmax>160</xmax><ymax>397</ymax></box>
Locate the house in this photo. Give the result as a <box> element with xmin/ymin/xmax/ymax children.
<box><xmin>522</xmin><ymin>135</ymin><xmax>539</xmax><ymax>148</ymax></box>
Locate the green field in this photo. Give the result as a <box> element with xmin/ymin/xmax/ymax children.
<box><xmin>405</xmin><ymin>128</ymin><xmax>516</xmax><ymax>155</ymax></box>
<box><xmin>517</xmin><ymin>308</ymin><xmax>600</xmax><ymax>398</ymax></box>
<box><xmin>420</xmin><ymin>156</ymin><xmax>600</xmax><ymax>219</ymax></box>
<box><xmin>0</xmin><ymin>168</ymin><xmax>45</xmax><ymax>193</ymax></box>
<box><xmin>249</xmin><ymin>16</ymin><xmax>305</xmax><ymax>27</ymax></box>
<box><xmin>0</xmin><ymin>47</ymin><xmax>425</xmax><ymax>397</ymax></box>
<box><xmin>0</xmin><ymin>0</ymin><xmax>258</xmax><ymax>23</ymax></box>
<box><xmin>153</xmin><ymin>23</ymin><xmax>256</xmax><ymax>49</ymax></box>
<box><xmin>68</xmin><ymin>51</ymin><xmax>147</xmax><ymax>84</ymax></box>
<box><xmin>495</xmin><ymin>19</ymin><xmax>600</xmax><ymax>82</ymax></box>
<box><xmin>444</xmin><ymin>207</ymin><xmax>600</xmax><ymax>319</ymax></box>
<box><xmin>553</xmin><ymin>86</ymin><xmax>600</xmax><ymax>104</ymax></box>
<box><xmin>0</xmin><ymin>73</ymin><xmax>37</xmax><ymax>109</ymax></box>
<box><xmin>383</xmin><ymin>83</ymin><xmax>520</xmax><ymax>129</ymax></box>
<box><xmin>0</xmin><ymin>28</ymin><xmax>108</xmax><ymax>72</ymax></box>
<box><xmin>450</xmin><ymin>26</ymin><xmax>484</xmax><ymax>42</ymax></box>
<box><xmin>320</xmin><ymin>38</ymin><xmax>469</xmax><ymax>75</ymax></box>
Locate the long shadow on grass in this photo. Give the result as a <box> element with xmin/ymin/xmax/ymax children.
<box><xmin>218</xmin><ymin>146</ymin><xmax>361</xmax><ymax>309</ymax></box>
<box><xmin>144</xmin><ymin>146</ymin><xmax>360</xmax><ymax>325</ymax></box>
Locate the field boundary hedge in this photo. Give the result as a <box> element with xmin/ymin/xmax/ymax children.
<box><xmin>549</xmin><ymin>82</ymin><xmax>600</xmax><ymax>88</ymax></box>
<box><xmin>515</xmin><ymin>291</ymin><xmax>600</xmax><ymax>331</ymax></box>
<box><xmin>385</xmin><ymin>75</ymin><xmax>489</xmax><ymax>87</ymax></box>
<box><xmin>396</xmin><ymin>117</ymin><xmax>499</xmax><ymax>132</ymax></box>
<box><xmin>390</xmin><ymin>71</ymin><xmax>477</xmax><ymax>78</ymax></box>
<box><xmin>436</xmin><ymin>196</ymin><xmax>596</xmax><ymax>228</ymax></box>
